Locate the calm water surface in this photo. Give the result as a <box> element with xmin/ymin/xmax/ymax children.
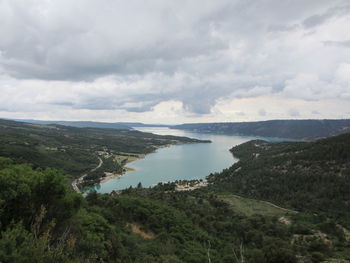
<box><xmin>92</xmin><ymin>127</ymin><xmax>283</xmax><ymax>193</ymax></box>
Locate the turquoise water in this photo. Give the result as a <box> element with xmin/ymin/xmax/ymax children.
<box><xmin>92</xmin><ymin>127</ymin><xmax>285</xmax><ymax>193</ymax></box>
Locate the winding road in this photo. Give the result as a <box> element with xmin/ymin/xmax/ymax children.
<box><xmin>71</xmin><ymin>156</ymin><xmax>103</xmax><ymax>193</ymax></box>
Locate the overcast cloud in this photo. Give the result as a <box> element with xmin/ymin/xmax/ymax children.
<box><xmin>0</xmin><ymin>0</ymin><xmax>349</xmax><ymax>123</ymax></box>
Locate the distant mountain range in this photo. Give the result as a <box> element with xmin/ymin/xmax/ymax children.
<box><xmin>172</xmin><ymin>119</ymin><xmax>350</xmax><ymax>140</ymax></box>
<box><xmin>5</xmin><ymin>118</ymin><xmax>350</xmax><ymax>140</ymax></box>
<box><xmin>9</xmin><ymin>119</ymin><xmax>169</xmax><ymax>130</ymax></box>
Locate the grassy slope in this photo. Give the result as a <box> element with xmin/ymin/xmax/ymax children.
<box><xmin>218</xmin><ymin>193</ymin><xmax>296</xmax><ymax>217</ymax></box>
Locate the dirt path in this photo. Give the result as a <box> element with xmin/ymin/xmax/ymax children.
<box><xmin>71</xmin><ymin>156</ymin><xmax>103</xmax><ymax>193</ymax></box>
<box><xmin>127</xmin><ymin>223</ymin><xmax>155</xmax><ymax>239</ymax></box>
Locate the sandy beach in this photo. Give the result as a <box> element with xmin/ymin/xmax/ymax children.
<box><xmin>100</xmin><ymin>166</ymin><xmax>136</xmax><ymax>183</ymax></box>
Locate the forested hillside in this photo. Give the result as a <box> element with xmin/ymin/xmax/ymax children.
<box><xmin>208</xmin><ymin>133</ymin><xmax>350</xmax><ymax>260</ymax></box>
<box><xmin>1</xmin><ymin>120</ymin><xmax>350</xmax><ymax>262</ymax></box>
<box><xmin>172</xmin><ymin>119</ymin><xmax>350</xmax><ymax>140</ymax></box>
<box><xmin>11</xmin><ymin>119</ymin><xmax>169</xmax><ymax>129</ymax></box>
<box><xmin>13</xmin><ymin>119</ymin><xmax>132</xmax><ymax>130</ymax></box>
<box><xmin>1</xmin><ymin>154</ymin><xmax>350</xmax><ymax>262</ymax></box>
<box><xmin>209</xmin><ymin>133</ymin><xmax>350</xmax><ymax>220</ymax></box>
<box><xmin>0</xmin><ymin>119</ymin><xmax>207</xmax><ymax>179</ymax></box>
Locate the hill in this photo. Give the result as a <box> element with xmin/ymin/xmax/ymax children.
<box><xmin>0</xmin><ymin>157</ymin><xmax>316</xmax><ymax>262</ymax></box>
<box><xmin>2</xmin><ymin>145</ymin><xmax>350</xmax><ymax>262</ymax></box>
<box><xmin>210</xmin><ymin>133</ymin><xmax>350</xmax><ymax>219</ymax></box>
<box><xmin>205</xmin><ymin>133</ymin><xmax>350</xmax><ymax>260</ymax></box>
<box><xmin>11</xmin><ymin>119</ymin><xmax>172</xmax><ymax>129</ymax></box>
<box><xmin>12</xmin><ymin>119</ymin><xmax>132</xmax><ymax>130</ymax></box>
<box><xmin>209</xmin><ymin>132</ymin><xmax>350</xmax><ymax>225</ymax></box>
<box><xmin>172</xmin><ymin>119</ymin><xmax>350</xmax><ymax>140</ymax></box>
<box><xmin>0</xmin><ymin>119</ymin><xmax>208</xmax><ymax>180</ymax></box>
<box><xmin>1</xmin><ymin>120</ymin><xmax>350</xmax><ymax>261</ymax></box>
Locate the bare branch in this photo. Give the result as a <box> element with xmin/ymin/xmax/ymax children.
<box><xmin>207</xmin><ymin>240</ymin><xmax>211</xmax><ymax>263</ymax></box>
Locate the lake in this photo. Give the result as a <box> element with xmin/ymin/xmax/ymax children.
<box><xmin>92</xmin><ymin>127</ymin><xmax>285</xmax><ymax>193</ymax></box>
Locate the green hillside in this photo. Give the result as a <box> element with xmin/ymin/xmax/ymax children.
<box><xmin>0</xmin><ymin>158</ymin><xmax>304</xmax><ymax>263</ymax></box>
<box><xmin>172</xmin><ymin>119</ymin><xmax>350</xmax><ymax>140</ymax></box>
<box><xmin>209</xmin><ymin>133</ymin><xmax>350</xmax><ymax>222</ymax></box>
<box><xmin>13</xmin><ymin>119</ymin><xmax>132</xmax><ymax>130</ymax></box>
<box><xmin>1</xmin><ymin>122</ymin><xmax>350</xmax><ymax>262</ymax></box>
<box><xmin>0</xmin><ymin>119</ymin><xmax>208</xmax><ymax>178</ymax></box>
<box><xmin>208</xmin><ymin>133</ymin><xmax>350</xmax><ymax>260</ymax></box>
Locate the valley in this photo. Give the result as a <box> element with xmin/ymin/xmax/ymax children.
<box><xmin>0</xmin><ymin>119</ymin><xmax>209</xmax><ymax>190</ymax></box>
<box><xmin>0</xmin><ymin>119</ymin><xmax>350</xmax><ymax>262</ymax></box>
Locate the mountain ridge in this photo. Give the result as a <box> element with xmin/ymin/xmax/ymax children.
<box><xmin>172</xmin><ymin>119</ymin><xmax>350</xmax><ymax>140</ymax></box>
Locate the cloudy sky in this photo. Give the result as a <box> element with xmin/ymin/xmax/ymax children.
<box><xmin>0</xmin><ymin>0</ymin><xmax>350</xmax><ymax>124</ymax></box>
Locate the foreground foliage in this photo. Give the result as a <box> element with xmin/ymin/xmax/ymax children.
<box><xmin>1</xmin><ymin>132</ymin><xmax>350</xmax><ymax>262</ymax></box>
<box><xmin>0</xmin><ymin>157</ymin><xmax>297</xmax><ymax>262</ymax></box>
<box><xmin>209</xmin><ymin>133</ymin><xmax>350</xmax><ymax>260</ymax></box>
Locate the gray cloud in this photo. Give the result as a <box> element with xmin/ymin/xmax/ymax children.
<box><xmin>323</xmin><ymin>39</ymin><xmax>350</xmax><ymax>48</ymax></box>
<box><xmin>258</xmin><ymin>109</ymin><xmax>267</xmax><ymax>116</ymax></box>
<box><xmin>302</xmin><ymin>3</ymin><xmax>350</xmax><ymax>28</ymax></box>
<box><xmin>288</xmin><ymin>108</ymin><xmax>300</xmax><ymax>117</ymax></box>
<box><xmin>268</xmin><ymin>24</ymin><xmax>299</xmax><ymax>32</ymax></box>
<box><xmin>303</xmin><ymin>14</ymin><xmax>332</xmax><ymax>28</ymax></box>
<box><xmin>0</xmin><ymin>0</ymin><xmax>229</xmax><ymax>81</ymax></box>
<box><xmin>0</xmin><ymin>0</ymin><xmax>350</xmax><ymax>117</ymax></box>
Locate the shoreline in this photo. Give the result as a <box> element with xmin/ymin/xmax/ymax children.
<box><xmin>78</xmin><ymin>155</ymin><xmax>142</xmax><ymax>193</ymax></box>
<box><xmin>84</xmin><ymin>139</ymin><xmax>210</xmax><ymax>189</ymax></box>
<box><xmin>100</xmin><ymin>166</ymin><xmax>136</xmax><ymax>183</ymax></box>
<box><xmin>95</xmin><ymin>143</ymin><xmax>180</xmax><ymax>186</ymax></box>
<box><xmin>95</xmin><ymin>140</ymin><xmax>211</xmax><ymax>187</ymax></box>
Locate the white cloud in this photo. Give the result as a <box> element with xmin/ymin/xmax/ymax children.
<box><xmin>288</xmin><ymin>108</ymin><xmax>301</xmax><ymax>117</ymax></box>
<box><xmin>281</xmin><ymin>63</ymin><xmax>350</xmax><ymax>101</ymax></box>
<box><xmin>0</xmin><ymin>0</ymin><xmax>349</xmax><ymax>121</ymax></box>
<box><xmin>258</xmin><ymin>109</ymin><xmax>267</xmax><ymax>116</ymax></box>
<box><xmin>335</xmin><ymin>63</ymin><xmax>350</xmax><ymax>85</ymax></box>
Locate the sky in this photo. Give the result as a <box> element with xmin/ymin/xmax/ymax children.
<box><xmin>0</xmin><ymin>0</ymin><xmax>350</xmax><ymax>124</ymax></box>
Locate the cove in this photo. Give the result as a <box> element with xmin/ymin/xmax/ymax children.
<box><xmin>92</xmin><ymin>127</ymin><xmax>286</xmax><ymax>193</ymax></box>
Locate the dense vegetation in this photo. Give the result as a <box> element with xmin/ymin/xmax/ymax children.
<box><xmin>1</xmin><ymin>119</ymin><xmax>350</xmax><ymax>262</ymax></box>
<box><xmin>1</xmin><ymin>156</ymin><xmax>349</xmax><ymax>262</ymax></box>
<box><xmin>13</xmin><ymin>120</ymin><xmax>133</xmax><ymax>130</ymax></box>
<box><xmin>0</xmin><ymin>157</ymin><xmax>316</xmax><ymax>262</ymax></box>
<box><xmin>172</xmin><ymin>119</ymin><xmax>350</xmax><ymax>140</ymax></box>
<box><xmin>0</xmin><ymin>119</ymin><xmax>208</xmax><ymax>178</ymax></box>
<box><xmin>209</xmin><ymin>133</ymin><xmax>350</xmax><ymax>260</ymax></box>
<box><xmin>11</xmin><ymin>119</ymin><xmax>169</xmax><ymax>129</ymax></box>
<box><xmin>209</xmin><ymin>133</ymin><xmax>350</xmax><ymax>220</ymax></box>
